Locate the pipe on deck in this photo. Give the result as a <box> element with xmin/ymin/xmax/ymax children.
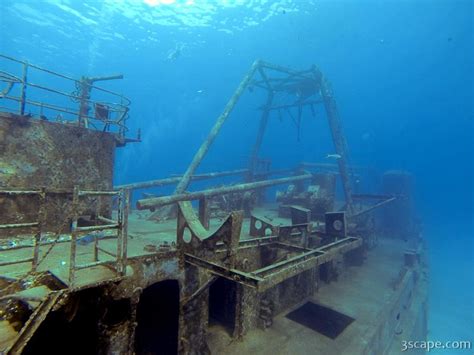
<box><xmin>115</xmin><ymin>168</ymin><xmax>249</xmax><ymax>191</ymax></box>
<box><xmin>137</xmin><ymin>173</ymin><xmax>313</xmax><ymax>210</ymax></box>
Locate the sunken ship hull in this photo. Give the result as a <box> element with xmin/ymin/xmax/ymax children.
<box><xmin>0</xmin><ymin>55</ymin><xmax>428</xmax><ymax>354</ymax></box>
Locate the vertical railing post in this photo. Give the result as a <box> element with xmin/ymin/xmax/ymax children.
<box><xmin>78</xmin><ymin>77</ymin><xmax>91</xmax><ymax>128</ymax></box>
<box><xmin>128</xmin><ymin>189</ymin><xmax>133</xmax><ymax>215</ymax></box>
<box><xmin>118</xmin><ymin>96</ymin><xmax>126</xmax><ymax>139</ymax></box>
<box><xmin>94</xmin><ymin>195</ymin><xmax>102</xmax><ymax>262</ymax></box>
<box><xmin>19</xmin><ymin>62</ymin><xmax>28</xmax><ymax>115</ymax></box>
<box><xmin>69</xmin><ymin>186</ymin><xmax>79</xmax><ymax>288</ymax></box>
<box><xmin>116</xmin><ymin>190</ymin><xmax>123</xmax><ymax>274</ymax></box>
<box><xmin>121</xmin><ymin>189</ymin><xmax>129</xmax><ymax>276</ymax></box>
<box><xmin>32</xmin><ymin>187</ymin><xmax>46</xmax><ymax>272</ymax></box>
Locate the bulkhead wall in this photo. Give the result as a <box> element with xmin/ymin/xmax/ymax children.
<box><xmin>0</xmin><ymin>113</ymin><xmax>116</xmax><ymax>235</ymax></box>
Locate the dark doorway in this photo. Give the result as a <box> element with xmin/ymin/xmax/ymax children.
<box><xmin>23</xmin><ymin>288</ymin><xmax>101</xmax><ymax>355</ymax></box>
<box><xmin>135</xmin><ymin>280</ymin><xmax>180</xmax><ymax>355</ymax></box>
<box><xmin>208</xmin><ymin>277</ymin><xmax>237</xmax><ymax>335</ymax></box>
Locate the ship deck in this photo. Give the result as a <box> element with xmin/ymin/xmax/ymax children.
<box><xmin>0</xmin><ymin>206</ymin><xmax>285</xmax><ymax>288</ymax></box>
<box><xmin>0</xmin><ymin>206</ymin><xmax>426</xmax><ymax>354</ymax></box>
<box><xmin>207</xmin><ymin>236</ymin><xmax>427</xmax><ymax>355</ymax></box>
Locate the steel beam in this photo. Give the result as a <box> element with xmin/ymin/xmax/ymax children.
<box><xmin>184</xmin><ymin>253</ymin><xmax>263</xmax><ymax>289</ymax></box>
<box><xmin>137</xmin><ymin>174</ymin><xmax>312</xmax><ymax>210</ymax></box>
<box><xmin>174</xmin><ymin>61</ymin><xmax>260</xmax><ymax>195</ymax></box>
<box><xmin>350</xmin><ymin>197</ymin><xmax>397</xmax><ymax>218</ymax></box>
<box><xmin>318</xmin><ymin>69</ymin><xmax>355</xmax><ymax>214</ymax></box>
<box><xmin>263</xmin><ymin>99</ymin><xmax>323</xmax><ymax>111</ymax></box>
<box><xmin>0</xmin><ymin>222</ymin><xmax>38</xmax><ymax>230</ymax></box>
<box><xmin>249</xmin><ymin>92</ymin><xmax>274</xmax><ymax>178</ymax></box>
<box><xmin>115</xmin><ymin>168</ymin><xmax>248</xmax><ymax>190</ymax></box>
<box><xmin>185</xmin><ymin>237</ymin><xmax>362</xmax><ymax>292</ymax></box>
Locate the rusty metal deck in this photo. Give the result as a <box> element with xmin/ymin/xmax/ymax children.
<box><xmin>207</xmin><ymin>237</ymin><xmax>428</xmax><ymax>355</ymax></box>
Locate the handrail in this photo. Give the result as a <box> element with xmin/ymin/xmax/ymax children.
<box><xmin>0</xmin><ymin>53</ymin><xmax>78</xmax><ymax>82</ymax></box>
<box><xmin>0</xmin><ymin>54</ymin><xmax>130</xmax><ymax>103</ymax></box>
<box><xmin>0</xmin><ymin>186</ymin><xmax>129</xmax><ymax>287</ymax></box>
<box><xmin>2</xmin><ymin>95</ymin><xmax>128</xmax><ymax>129</ymax></box>
<box><xmin>0</xmin><ymin>53</ymin><xmax>131</xmax><ymax>136</ymax></box>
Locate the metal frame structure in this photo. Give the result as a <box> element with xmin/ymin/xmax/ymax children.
<box><xmin>127</xmin><ymin>60</ymin><xmax>372</xmax><ymax>297</ymax></box>
<box><xmin>134</xmin><ymin>60</ymin><xmax>355</xmax><ymax>216</ymax></box>
<box><xmin>184</xmin><ymin>237</ymin><xmax>362</xmax><ymax>292</ymax></box>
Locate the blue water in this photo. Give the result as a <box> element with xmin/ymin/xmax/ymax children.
<box><xmin>1</xmin><ymin>0</ymin><xmax>472</xmax><ymax>352</ymax></box>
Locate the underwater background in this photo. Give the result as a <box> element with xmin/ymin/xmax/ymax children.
<box><xmin>1</xmin><ymin>0</ymin><xmax>472</xmax><ymax>352</ymax></box>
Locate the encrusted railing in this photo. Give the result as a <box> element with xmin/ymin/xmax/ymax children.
<box><xmin>0</xmin><ymin>187</ymin><xmax>129</xmax><ymax>289</ymax></box>
<box><xmin>0</xmin><ymin>53</ymin><xmax>131</xmax><ymax>138</ymax></box>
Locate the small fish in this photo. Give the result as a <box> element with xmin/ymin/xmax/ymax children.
<box><xmin>167</xmin><ymin>42</ymin><xmax>185</xmax><ymax>61</ymax></box>
<box><xmin>326</xmin><ymin>153</ymin><xmax>342</xmax><ymax>159</ymax></box>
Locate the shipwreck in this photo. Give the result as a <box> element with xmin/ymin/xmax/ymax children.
<box><xmin>0</xmin><ymin>54</ymin><xmax>427</xmax><ymax>354</ymax></box>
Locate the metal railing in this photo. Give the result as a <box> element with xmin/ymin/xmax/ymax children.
<box><xmin>69</xmin><ymin>187</ymin><xmax>129</xmax><ymax>288</ymax></box>
<box><xmin>0</xmin><ymin>189</ymin><xmax>46</xmax><ymax>271</ymax></box>
<box><xmin>0</xmin><ymin>187</ymin><xmax>129</xmax><ymax>289</ymax></box>
<box><xmin>0</xmin><ymin>53</ymin><xmax>130</xmax><ymax>137</ymax></box>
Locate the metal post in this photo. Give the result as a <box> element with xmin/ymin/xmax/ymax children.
<box><xmin>78</xmin><ymin>74</ymin><xmax>124</xmax><ymax>129</ymax></box>
<box><xmin>127</xmin><ymin>189</ymin><xmax>133</xmax><ymax>215</ymax></box>
<box><xmin>78</xmin><ymin>77</ymin><xmax>91</xmax><ymax>128</ymax></box>
<box><xmin>119</xmin><ymin>96</ymin><xmax>125</xmax><ymax>138</ymax></box>
<box><xmin>19</xmin><ymin>62</ymin><xmax>28</xmax><ymax>115</ymax></box>
<box><xmin>94</xmin><ymin>196</ymin><xmax>101</xmax><ymax>262</ymax></box>
<box><xmin>69</xmin><ymin>186</ymin><xmax>79</xmax><ymax>287</ymax></box>
<box><xmin>317</xmin><ymin>69</ymin><xmax>354</xmax><ymax>214</ymax></box>
<box><xmin>116</xmin><ymin>190</ymin><xmax>124</xmax><ymax>274</ymax></box>
<box><xmin>248</xmin><ymin>92</ymin><xmax>274</xmax><ymax>180</ymax></box>
<box><xmin>121</xmin><ymin>189</ymin><xmax>129</xmax><ymax>276</ymax></box>
<box><xmin>32</xmin><ymin>187</ymin><xmax>46</xmax><ymax>272</ymax></box>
